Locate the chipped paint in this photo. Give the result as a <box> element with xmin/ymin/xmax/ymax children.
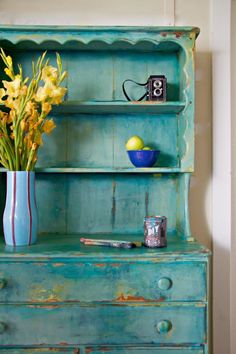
<box><xmin>116</xmin><ymin>294</ymin><xmax>147</xmax><ymax>302</ymax></box>
<box><xmin>115</xmin><ymin>293</ymin><xmax>166</xmax><ymax>302</ymax></box>
<box><xmin>174</xmin><ymin>31</ymin><xmax>184</xmax><ymax>38</ymax></box>
<box><xmin>29</xmin><ymin>284</ymin><xmax>66</xmax><ymax>302</ymax></box>
<box><xmin>111</xmin><ymin>263</ymin><xmax>121</xmax><ymax>267</ymax></box>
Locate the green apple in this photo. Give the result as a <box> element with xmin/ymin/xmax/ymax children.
<box><xmin>125</xmin><ymin>135</ymin><xmax>144</xmax><ymax>150</ymax></box>
<box><xmin>143</xmin><ymin>146</ymin><xmax>152</xmax><ymax>150</ymax></box>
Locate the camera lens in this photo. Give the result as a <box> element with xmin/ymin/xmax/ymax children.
<box><xmin>153</xmin><ymin>88</ymin><xmax>162</xmax><ymax>97</ymax></box>
<box><xmin>153</xmin><ymin>80</ymin><xmax>162</xmax><ymax>88</ymax></box>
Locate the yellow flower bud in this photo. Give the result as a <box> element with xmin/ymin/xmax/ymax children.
<box><xmin>4</xmin><ymin>68</ymin><xmax>14</xmax><ymax>80</ymax></box>
<box><xmin>6</xmin><ymin>55</ymin><xmax>12</xmax><ymax>67</ymax></box>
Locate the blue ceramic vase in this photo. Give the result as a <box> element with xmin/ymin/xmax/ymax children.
<box><xmin>3</xmin><ymin>171</ymin><xmax>38</xmax><ymax>246</ymax></box>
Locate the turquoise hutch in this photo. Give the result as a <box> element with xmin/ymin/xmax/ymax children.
<box><xmin>0</xmin><ymin>26</ymin><xmax>210</xmax><ymax>353</ymax></box>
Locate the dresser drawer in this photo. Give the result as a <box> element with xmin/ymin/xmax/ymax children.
<box><xmin>0</xmin><ymin>261</ymin><xmax>206</xmax><ymax>302</ymax></box>
<box><xmin>86</xmin><ymin>347</ymin><xmax>204</xmax><ymax>354</ymax></box>
<box><xmin>0</xmin><ymin>304</ymin><xmax>206</xmax><ymax>345</ymax></box>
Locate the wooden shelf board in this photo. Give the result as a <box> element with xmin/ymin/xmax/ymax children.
<box><xmin>0</xmin><ymin>233</ymin><xmax>210</xmax><ymax>260</ymax></box>
<box><xmin>0</xmin><ymin>167</ymin><xmax>182</xmax><ymax>173</ymax></box>
<box><xmin>52</xmin><ymin>101</ymin><xmax>185</xmax><ymax>114</ymax></box>
<box><xmin>36</xmin><ymin>167</ymin><xmax>181</xmax><ymax>173</ymax></box>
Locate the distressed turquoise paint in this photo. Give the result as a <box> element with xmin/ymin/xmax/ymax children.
<box><xmin>33</xmin><ymin>174</ymin><xmax>186</xmax><ymax>235</ymax></box>
<box><xmin>0</xmin><ymin>26</ymin><xmax>210</xmax><ymax>353</ymax></box>
<box><xmin>0</xmin><ymin>234</ymin><xmax>210</xmax><ymax>260</ymax></box>
<box><xmin>0</xmin><ymin>259</ymin><xmax>207</xmax><ymax>303</ymax></box>
<box><xmin>0</xmin><ymin>303</ymin><xmax>205</xmax><ymax>345</ymax></box>
<box><xmin>51</xmin><ymin>101</ymin><xmax>186</xmax><ymax>114</ymax></box>
<box><xmin>176</xmin><ymin>173</ymin><xmax>192</xmax><ymax>239</ymax></box>
<box><xmin>0</xmin><ymin>348</ymin><xmax>204</xmax><ymax>354</ymax></box>
<box><xmin>36</xmin><ymin>114</ymin><xmax>179</xmax><ymax>169</ymax></box>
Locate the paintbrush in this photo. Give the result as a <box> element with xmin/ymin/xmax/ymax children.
<box><xmin>80</xmin><ymin>237</ymin><xmax>141</xmax><ymax>249</ymax></box>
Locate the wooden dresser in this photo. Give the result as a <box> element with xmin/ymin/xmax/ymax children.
<box><xmin>0</xmin><ymin>26</ymin><xmax>210</xmax><ymax>353</ymax></box>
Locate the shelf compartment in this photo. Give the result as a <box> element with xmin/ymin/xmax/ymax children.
<box><xmin>0</xmin><ymin>173</ymin><xmax>191</xmax><ymax>238</ymax></box>
<box><xmin>52</xmin><ymin>101</ymin><xmax>185</xmax><ymax>115</ymax></box>
<box><xmin>34</xmin><ymin>113</ymin><xmax>180</xmax><ymax>169</ymax></box>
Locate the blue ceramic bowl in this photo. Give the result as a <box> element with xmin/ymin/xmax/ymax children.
<box><xmin>127</xmin><ymin>150</ymin><xmax>160</xmax><ymax>167</ymax></box>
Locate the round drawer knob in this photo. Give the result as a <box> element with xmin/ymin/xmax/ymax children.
<box><xmin>158</xmin><ymin>277</ymin><xmax>172</xmax><ymax>290</ymax></box>
<box><xmin>0</xmin><ymin>278</ymin><xmax>7</xmax><ymax>289</ymax></box>
<box><xmin>0</xmin><ymin>322</ymin><xmax>6</xmax><ymax>334</ymax></box>
<box><xmin>156</xmin><ymin>320</ymin><xmax>172</xmax><ymax>334</ymax></box>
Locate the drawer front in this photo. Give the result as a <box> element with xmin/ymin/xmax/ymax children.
<box><xmin>86</xmin><ymin>348</ymin><xmax>204</xmax><ymax>354</ymax></box>
<box><xmin>0</xmin><ymin>350</ymin><xmax>79</xmax><ymax>353</ymax></box>
<box><xmin>0</xmin><ymin>261</ymin><xmax>206</xmax><ymax>302</ymax></box>
<box><xmin>0</xmin><ymin>304</ymin><xmax>206</xmax><ymax>345</ymax></box>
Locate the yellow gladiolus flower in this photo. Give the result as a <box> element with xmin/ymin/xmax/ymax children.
<box><xmin>43</xmin><ymin>119</ymin><xmax>56</xmax><ymax>134</ymax></box>
<box><xmin>3</xmin><ymin>75</ymin><xmax>21</xmax><ymax>98</ymax></box>
<box><xmin>25</xmin><ymin>100</ymin><xmax>36</xmax><ymax>114</ymax></box>
<box><xmin>34</xmin><ymin>86</ymin><xmax>47</xmax><ymax>102</ymax></box>
<box><xmin>0</xmin><ymin>49</ymin><xmax>67</xmax><ymax>171</ymax></box>
<box><xmin>0</xmin><ymin>111</ymin><xmax>10</xmax><ymax>125</ymax></box>
<box><xmin>50</xmin><ymin>86</ymin><xmax>67</xmax><ymax>105</ymax></box>
<box><xmin>42</xmin><ymin>66</ymin><xmax>58</xmax><ymax>83</ymax></box>
<box><xmin>44</xmin><ymin>81</ymin><xmax>67</xmax><ymax>104</ymax></box>
<box><xmin>42</xmin><ymin>101</ymin><xmax>52</xmax><ymax>114</ymax></box>
<box><xmin>35</xmin><ymin>82</ymin><xmax>66</xmax><ymax>105</ymax></box>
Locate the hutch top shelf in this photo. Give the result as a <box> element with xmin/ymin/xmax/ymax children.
<box><xmin>0</xmin><ymin>25</ymin><xmax>198</xmax><ymax>172</ymax></box>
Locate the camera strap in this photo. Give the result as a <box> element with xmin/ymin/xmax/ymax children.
<box><xmin>122</xmin><ymin>79</ymin><xmax>148</xmax><ymax>101</ymax></box>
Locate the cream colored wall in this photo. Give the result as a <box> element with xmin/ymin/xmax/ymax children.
<box><xmin>231</xmin><ymin>1</ymin><xmax>236</xmax><ymax>353</ymax></box>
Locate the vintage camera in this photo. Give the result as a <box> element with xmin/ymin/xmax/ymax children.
<box><xmin>122</xmin><ymin>75</ymin><xmax>167</xmax><ymax>102</ymax></box>
<box><xmin>146</xmin><ymin>75</ymin><xmax>167</xmax><ymax>102</ymax></box>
